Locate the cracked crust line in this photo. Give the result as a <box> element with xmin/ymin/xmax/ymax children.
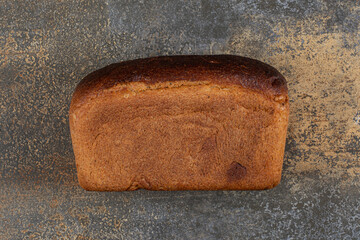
<box><xmin>70</xmin><ymin>81</ymin><xmax>288</xmax><ymax>115</ymax></box>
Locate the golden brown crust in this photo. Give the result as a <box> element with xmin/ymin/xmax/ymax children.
<box><xmin>69</xmin><ymin>55</ymin><xmax>289</xmax><ymax>191</ymax></box>
<box><xmin>71</xmin><ymin>55</ymin><xmax>288</xmax><ymax>110</ymax></box>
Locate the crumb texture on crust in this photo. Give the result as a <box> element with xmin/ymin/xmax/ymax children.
<box><xmin>70</xmin><ymin>83</ymin><xmax>289</xmax><ymax>191</ymax></box>
<box><xmin>70</xmin><ymin>55</ymin><xmax>288</xmax><ymax>110</ymax></box>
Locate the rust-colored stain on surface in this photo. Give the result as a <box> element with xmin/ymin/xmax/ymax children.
<box><xmin>0</xmin><ymin>1</ymin><xmax>359</xmax><ymax>239</ymax></box>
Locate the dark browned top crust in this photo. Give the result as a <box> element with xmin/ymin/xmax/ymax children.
<box><xmin>71</xmin><ymin>55</ymin><xmax>287</xmax><ymax>109</ymax></box>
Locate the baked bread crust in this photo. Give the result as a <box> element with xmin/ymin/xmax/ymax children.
<box><xmin>69</xmin><ymin>55</ymin><xmax>289</xmax><ymax>191</ymax></box>
<box><xmin>71</xmin><ymin>55</ymin><xmax>288</xmax><ymax>109</ymax></box>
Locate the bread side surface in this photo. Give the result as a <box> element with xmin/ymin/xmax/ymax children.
<box><xmin>70</xmin><ymin>81</ymin><xmax>289</xmax><ymax>191</ymax></box>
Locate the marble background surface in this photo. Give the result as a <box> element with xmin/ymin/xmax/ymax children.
<box><xmin>1</xmin><ymin>1</ymin><xmax>359</xmax><ymax>239</ymax></box>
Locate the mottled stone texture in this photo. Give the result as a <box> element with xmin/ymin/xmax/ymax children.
<box><xmin>0</xmin><ymin>0</ymin><xmax>359</xmax><ymax>239</ymax></box>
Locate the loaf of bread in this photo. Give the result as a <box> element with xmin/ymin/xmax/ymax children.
<box><xmin>69</xmin><ymin>55</ymin><xmax>289</xmax><ymax>191</ymax></box>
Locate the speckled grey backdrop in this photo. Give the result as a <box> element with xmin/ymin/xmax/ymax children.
<box><xmin>1</xmin><ymin>0</ymin><xmax>359</xmax><ymax>239</ymax></box>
